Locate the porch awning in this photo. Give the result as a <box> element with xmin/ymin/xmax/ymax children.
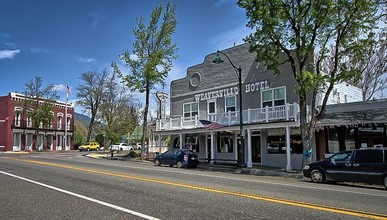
<box><xmin>316</xmin><ymin>108</ymin><xmax>387</xmax><ymax>128</ymax></box>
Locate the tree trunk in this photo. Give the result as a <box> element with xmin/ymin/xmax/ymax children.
<box><xmin>87</xmin><ymin>115</ymin><xmax>95</xmax><ymax>142</ymax></box>
<box><xmin>140</xmin><ymin>85</ymin><xmax>150</xmax><ymax>160</ymax></box>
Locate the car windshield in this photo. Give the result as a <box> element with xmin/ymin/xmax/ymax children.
<box><xmin>330</xmin><ymin>151</ymin><xmax>352</xmax><ymax>162</ymax></box>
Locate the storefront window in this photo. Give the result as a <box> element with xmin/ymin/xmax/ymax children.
<box><xmin>327</xmin><ymin>127</ymin><xmax>356</xmax><ymax>153</ymax></box>
<box><xmin>185</xmin><ymin>135</ymin><xmax>199</xmax><ymax>153</ymax></box>
<box><xmin>267</xmin><ymin>135</ymin><xmax>302</xmax><ymax>154</ymax></box>
<box><xmin>217</xmin><ymin>132</ymin><xmax>234</xmax><ymax>153</ymax></box>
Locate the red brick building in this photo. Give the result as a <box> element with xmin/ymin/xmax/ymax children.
<box><xmin>0</xmin><ymin>92</ymin><xmax>74</xmax><ymax>152</ymax></box>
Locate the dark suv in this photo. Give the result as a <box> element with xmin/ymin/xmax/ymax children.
<box><xmin>154</xmin><ymin>149</ymin><xmax>199</xmax><ymax>168</ymax></box>
<box><xmin>303</xmin><ymin>148</ymin><xmax>387</xmax><ymax>189</ymax></box>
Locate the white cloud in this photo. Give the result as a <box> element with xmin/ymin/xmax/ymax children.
<box><xmin>208</xmin><ymin>25</ymin><xmax>252</xmax><ymax>51</ymax></box>
<box><xmin>76</xmin><ymin>56</ymin><xmax>97</xmax><ymax>64</ymax></box>
<box><xmin>89</xmin><ymin>6</ymin><xmax>106</xmax><ymax>29</ymax></box>
<box><xmin>53</xmin><ymin>84</ymin><xmax>66</xmax><ymax>92</ymax></box>
<box><xmin>0</xmin><ymin>49</ymin><xmax>20</xmax><ymax>59</ymax></box>
<box><xmin>30</xmin><ymin>47</ymin><xmax>49</xmax><ymax>54</ymax></box>
<box><xmin>0</xmin><ymin>32</ymin><xmax>10</xmax><ymax>39</ymax></box>
<box><xmin>130</xmin><ymin>54</ymin><xmax>138</xmax><ymax>61</ymax></box>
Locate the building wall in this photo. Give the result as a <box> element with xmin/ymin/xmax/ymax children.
<box><xmin>0</xmin><ymin>92</ymin><xmax>75</xmax><ymax>151</ymax></box>
<box><xmin>161</xmin><ymin>43</ymin><xmax>364</xmax><ymax>169</ymax></box>
<box><xmin>170</xmin><ymin>44</ymin><xmax>302</xmax><ymax>118</ymax></box>
<box><xmin>0</xmin><ymin>96</ymin><xmax>10</xmax><ymax>150</ymax></box>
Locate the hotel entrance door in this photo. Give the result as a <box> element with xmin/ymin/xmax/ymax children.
<box><xmin>252</xmin><ymin>136</ymin><xmax>261</xmax><ymax>163</ymax></box>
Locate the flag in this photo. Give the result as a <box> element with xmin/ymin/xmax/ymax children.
<box><xmin>199</xmin><ymin>120</ymin><xmax>223</xmax><ymax>130</ymax></box>
<box><xmin>66</xmin><ymin>85</ymin><xmax>72</xmax><ymax>94</ymax></box>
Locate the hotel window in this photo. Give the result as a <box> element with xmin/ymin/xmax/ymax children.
<box><xmin>207</xmin><ymin>100</ymin><xmax>216</xmax><ymax>121</ymax></box>
<box><xmin>225</xmin><ymin>96</ymin><xmax>236</xmax><ymax>113</ymax></box>
<box><xmin>183</xmin><ymin>102</ymin><xmax>198</xmax><ymax>121</ymax></box>
<box><xmin>262</xmin><ymin>87</ymin><xmax>286</xmax><ymax>107</ymax></box>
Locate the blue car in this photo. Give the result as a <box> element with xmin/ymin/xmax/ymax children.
<box><xmin>154</xmin><ymin>149</ymin><xmax>199</xmax><ymax>168</ymax></box>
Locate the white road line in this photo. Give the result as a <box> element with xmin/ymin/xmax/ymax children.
<box><xmin>17</xmin><ymin>156</ymin><xmax>387</xmax><ymax>197</ymax></box>
<box><xmin>0</xmin><ymin>170</ymin><xmax>161</xmax><ymax>220</ymax></box>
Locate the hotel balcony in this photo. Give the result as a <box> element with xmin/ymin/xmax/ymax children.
<box><xmin>156</xmin><ymin>103</ymin><xmax>299</xmax><ymax>131</ymax></box>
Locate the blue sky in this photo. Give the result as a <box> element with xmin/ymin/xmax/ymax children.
<box><xmin>0</xmin><ymin>0</ymin><xmax>250</xmax><ymax>113</ymax></box>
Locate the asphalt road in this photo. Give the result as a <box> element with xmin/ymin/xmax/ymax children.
<box><xmin>0</xmin><ymin>151</ymin><xmax>386</xmax><ymax>220</ymax></box>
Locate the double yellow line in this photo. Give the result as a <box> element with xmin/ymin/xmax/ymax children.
<box><xmin>7</xmin><ymin>158</ymin><xmax>387</xmax><ymax>220</ymax></box>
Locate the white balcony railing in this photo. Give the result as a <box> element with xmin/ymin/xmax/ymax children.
<box><xmin>156</xmin><ymin>103</ymin><xmax>299</xmax><ymax>131</ymax></box>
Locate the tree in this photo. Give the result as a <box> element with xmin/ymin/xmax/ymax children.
<box><xmin>237</xmin><ymin>0</ymin><xmax>385</xmax><ymax>167</ymax></box>
<box><xmin>23</xmin><ymin>76</ymin><xmax>59</xmax><ymax>150</ymax></box>
<box><xmin>349</xmin><ymin>32</ymin><xmax>387</xmax><ymax>100</ymax></box>
<box><xmin>98</xmin><ymin>71</ymin><xmax>140</xmax><ymax>148</ymax></box>
<box><xmin>112</xmin><ymin>0</ymin><xmax>178</xmax><ymax>158</ymax></box>
<box><xmin>74</xmin><ymin>120</ymin><xmax>88</xmax><ymax>149</ymax></box>
<box><xmin>76</xmin><ymin>70</ymin><xmax>107</xmax><ymax>142</ymax></box>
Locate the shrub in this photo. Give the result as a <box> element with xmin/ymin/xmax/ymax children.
<box><xmin>128</xmin><ymin>151</ymin><xmax>138</xmax><ymax>158</ymax></box>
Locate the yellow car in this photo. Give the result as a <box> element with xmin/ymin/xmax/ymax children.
<box><xmin>79</xmin><ymin>142</ymin><xmax>100</xmax><ymax>151</ymax></box>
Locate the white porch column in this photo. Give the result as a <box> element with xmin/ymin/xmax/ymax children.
<box><xmin>211</xmin><ymin>131</ymin><xmax>215</xmax><ymax>162</ymax></box>
<box><xmin>247</xmin><ymin>128</ymin><xmax>253</xmax><ymax>168</ymax></box>
<box><xmin>158</xmin><ymin>134</ymin><xmax>162</xmax><ymax>153</ymax></box>
<box><xmin>286</xmin><ymin>125</ymin><xmax>292</xmax><ymax>172</ymax></box>
<box><xmin>179</xmin><ymin>133</ymin><xmax>183</xmax><ymax>149</ymax></box>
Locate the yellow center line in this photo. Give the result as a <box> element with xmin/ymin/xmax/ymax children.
<box><xmin>6</xmin><ymin>158</ymin><xmax>387</xmax><ymax>220</ymax></box>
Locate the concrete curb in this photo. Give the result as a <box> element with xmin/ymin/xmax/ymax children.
<box><xmin>84</xmin><ymin>153</ymin><xmax>305</xmax><ymax>180</ymax></box>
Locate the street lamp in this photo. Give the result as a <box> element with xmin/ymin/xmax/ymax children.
<box><xmin>213</xmin><ymin>50</ymin><xmax>245</xmax><ymax>167</ymax></box>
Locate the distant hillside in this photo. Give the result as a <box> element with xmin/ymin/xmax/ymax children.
<box><xmin>74</xmin><ymin>112</ymin><xmax>90</xmax><ymax>128</ymax></box>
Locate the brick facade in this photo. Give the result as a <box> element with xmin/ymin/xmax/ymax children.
<box><xmin>0</xmin><ymin>92</ymin><xmax>74</xmax><ymax>151</ymax></box>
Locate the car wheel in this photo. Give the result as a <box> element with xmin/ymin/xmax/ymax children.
<box><xmin>310</xmin><ymin>169</ymin><xmax>325</xmax><ymax>183</ymax></box>
<box><xmin>154</xmin><ymin>159</ymin><xmax>161</xmax><ymax>166</ymax></box>
<box><xmin>97</xmin><ymin>147</ymin><xmax>100</xmax><ymax>151</ymax></box>
<box><xmin>120</xmin><ymin>148</ymin><xmax>123</xmax><ymax>151</ymax></box>
<box><xmin>176</xmin><ymin>161</ymin><xmax>184</xmax><ymax>168</ymax></box>
<box><xmin>383</xmin><ymin>176</ymin><xmax>387</xmax><ymax>190</ymax></box>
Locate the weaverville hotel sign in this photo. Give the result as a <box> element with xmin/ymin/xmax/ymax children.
<box><xmin>194</xmin><ymin>80</ymin><xmax>269</xmax><ymax>101</ymax></box>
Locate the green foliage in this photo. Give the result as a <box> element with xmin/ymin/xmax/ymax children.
<box><xmin>22</xmin><ymin>76</ymin><xmax>58</xmax><ymax>137</ymax></box>
<box><xmin>112</xmin><ymin>0</ymin><xmax>178</xmax><ymax>159</ymax></box>
<box><xmin>294</xmin><ymin>71</ymin><xmax>325</xmax><ymax>95</ymax></box>
<box><xmin>98</xmin><ymin>71</ymin><xmax>140</xmax><ymax>145</ymax></box>
<box><xmin>95</xmin><ymin>134</ymin><xmax>105</xmax><ymax>147</ymax></box>
<box><xmin>112</xmin><ymin>1</ymin><xmax>178</xmax><ymax>92</ymax></box>
<box><xmin>237</xmin><ymin>0</ymin><xmax>384</xmax><ymax>160</ymax></box>
<box><xmin>237</xmin><ymin>0</ymin><xmax>384</xmax><ymax>101</ymax></box>
<box><xmin>127</xmin><ymin>150</ymin><xmax>138</xmax><ymax>158</ymax></box>
<box><xmin>76</xmin><ymin>71</ymin><xmax>108</xmax><ymax>142</ymax></box>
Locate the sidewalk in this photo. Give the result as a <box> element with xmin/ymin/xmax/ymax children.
<box><xmin>84</xmin><ymin>153</ymin><xmax>305</xmax><ymax>180</ymax></box>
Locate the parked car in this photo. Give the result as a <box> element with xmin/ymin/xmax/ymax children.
<box><xmin>79</xmin><ymin>142</ymin><xmax>100</xmax><ymax>151</ymax></box>
<box><xmin>154</xmin><ymin>149</ymin><xmax>199</xmax><ymax>168</ymax></box>
<box><xmin>110</xmin><ymin>143</ymin><xmax>134</xmax><ymax>151</ymax></box>
<box><xmin>303</xmin><ymin>148</ymin><xmax>387</xmax><ymax>189</ymax></box>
